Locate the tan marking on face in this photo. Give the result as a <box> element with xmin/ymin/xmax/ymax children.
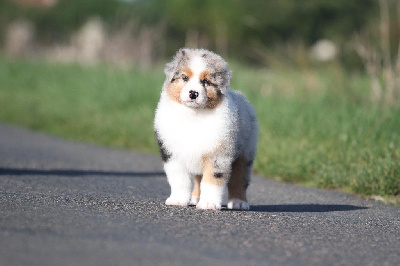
<box><xmin>166</xmin><ymin>81</ymin><xmax>183</xmax><ymax>104</ymax></box>
<box><xmin>227</xmin><ymin>156</ymin><xmax>251</xmax><ymax>202</ymax></box>
<box><xmin>199</xmin><ymin>71</ymin><xmax>224</xmax><ymax>109</ymax></box>
<box><xmin>200</xmin><ymin>71</ymin><xmax>210</xmax><ymax>81</ymax></box>
<box><xmin>201</xmin><ymin>156</ymin><xmax>228</xmax><ymax>187</ymax></box>
<box><xmin>205</xmin><ymin>87</ymin><xmax>224</xmax><ymax>109</ymax></box>
<box><xmin>166</xmin><ymin>68</ymin><xmax>193</xmax><ymax>104</ymax></box>
<box><xmin>192</xmin><ymin>175</ymin><xmax>202</xmax><ymax>198</ymax></box>
<box><xmin>183</xmin><ymin>68</ymin><xmax>193</xmax><ymax>79</ymax></box>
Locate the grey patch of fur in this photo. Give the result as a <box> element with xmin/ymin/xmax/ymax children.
<box><xmin>154</xmin><ymin>130</ymin><xmax>172</xmax><ymax>162</ymax></box>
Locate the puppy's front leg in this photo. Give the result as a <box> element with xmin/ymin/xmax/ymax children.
<box><xmin>196</xmin><ymin>158</ymin><xmax>229</xmax><ymax>210</ymax></box>
<box><xmin>164</xmin><ymin>160</ymin><xmax>192</xmax><ymax>206</ymax></box>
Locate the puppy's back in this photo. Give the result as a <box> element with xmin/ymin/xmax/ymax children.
<box><xmin>228</xmin><ymin>89</ymin><xmax>258</xmax><ymax>160</ymax></box>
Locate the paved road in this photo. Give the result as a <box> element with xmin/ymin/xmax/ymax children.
<box><xmin>0</xmin><ymin>124</ymin><xmax>399</xmax><ymax>266</ymax></box>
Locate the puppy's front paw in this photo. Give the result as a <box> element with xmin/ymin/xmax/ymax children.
<box><xmin>189</xmin><ymin>196</ymin><xmax>200</xmax><ymax>206</ymax></box>
<box><xmin>165</xmin><ymin>196</ymin><xmax>189</xmax><ymax>207</ymax></box>
<box><xmin>227</xmin><ymin>199</ymin><xmax>250</xmax><ymax>211</ymax></box>
<box><xmin>196</xmin><ymin>200</ymin><xmax>222</xmax><ymax>210</ymax></box>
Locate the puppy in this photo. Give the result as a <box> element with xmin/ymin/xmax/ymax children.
<box><xmin>154</xmin><ymin>48</ymin><xmax>258</xmax><ymax>210</ymax></box>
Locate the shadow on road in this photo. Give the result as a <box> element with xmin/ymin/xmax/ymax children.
<box><xmin>249</xmin><ymin>204</ymin><xmax>368</xmax><ymax>213</ymax></box>
<box><xmin>0</xmin><ymin>167</ymin><xmax>166</xmax><ymax>178</ymax></box>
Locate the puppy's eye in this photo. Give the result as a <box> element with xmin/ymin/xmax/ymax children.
<box><xmin>182</xmin><ymin>75</ymin><xmax>189</xmax><ymax>82</ymax></box>
<box><xmin>201</xmin><ymin>79</ymin><xmax>210</xmax><ymax>86</ymax></box>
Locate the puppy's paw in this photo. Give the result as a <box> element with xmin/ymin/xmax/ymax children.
<box><xmin>196</xmin><ymin>200</ymin><xmax>222</xmax><ymax>210</ymax></box>
<box><xmin>189</xmin><ymin>196</ymin><xmax>200</xmax><ymax>206</ymax></box>
<box><xmin>227</xmin><ymin>199</ymin><xmax>250</xmax><ymax>211</ymax></box>
<box><xmin>165</xmin><ymin>196</ymin><xmax>189</xmax><ymax>207</ymax></box>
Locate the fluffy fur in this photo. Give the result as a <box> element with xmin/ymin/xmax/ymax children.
<box><xmin>154</xmin><ymin>48</ymin><xmax>258</xmax><ymax>210</ymax></box>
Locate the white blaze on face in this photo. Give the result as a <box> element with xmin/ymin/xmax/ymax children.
<box><xmin>180</xmin><ymin>56</ymin><xmax>208</xmax><ymax>108</ymax></box>
<box><xmin>190</xmin><ymin>56</ymin><xmax>206</xmax><ymax>75</ymax></box>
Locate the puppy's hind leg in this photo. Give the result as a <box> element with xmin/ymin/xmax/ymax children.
<box><xmin>227</xmin><ymin>156</ymin><xmax>252</xmax><ymax>211</ymax></box>
<box><xmin>190</xmin><ymin>175</ymin><xmax>201</xmax><ymax>205</ymax></box>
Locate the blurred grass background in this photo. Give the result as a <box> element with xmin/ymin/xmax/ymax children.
<box><xmin>0</xmin><ymin>0</ymin><xmax>399</xmax><ymax>203</ymax></box>
<box><xmin>1</xmin><ymin>59</ymin><xmax>399</xmax><ymax>203</ymax></box>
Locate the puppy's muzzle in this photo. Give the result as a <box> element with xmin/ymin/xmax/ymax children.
<box><xmin>189</xmin><ymin>90</ymin><xmax>199</xmax><ymax>100</ymax></box>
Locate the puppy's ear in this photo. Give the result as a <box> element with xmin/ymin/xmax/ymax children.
<box><xmin>179</xmin><ymin>48</ymin><xmax>188</xmax><ymax>57</ymax></box>
<box><xmin>213</xmin><ymin>69</ymin><xmax>232</xmax><ymax>95</ymax></box>
<box><xmin>164</xmin><ymin>48</ymin><xmax>189</xmax><ymax>82</ymax></box>
<box><xmin>164</xmin><ymin>61</ymin><xmax>176</xmax><ymax>83</ymax></box>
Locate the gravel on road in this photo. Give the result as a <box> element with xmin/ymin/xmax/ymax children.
<box><xmin>0</xmin><ymin>124</ymin><xmax>399</xmax><ymax>266</ymax></box>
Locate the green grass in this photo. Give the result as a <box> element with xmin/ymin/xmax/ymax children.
<box><xmin>0</xmin><ymin>59</ymin><xmax>162</xmax><ymax>153</ymax></box>
<box><xmin>0</xmin><ymin>58</ymin><xmax>399</xmax><ymax>202</ymax></box>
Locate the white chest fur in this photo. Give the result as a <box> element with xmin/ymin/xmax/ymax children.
<box><xmin>155</xmin><ymin>93</ymin><xmax>236</xmax><ymax>174</ymax></box>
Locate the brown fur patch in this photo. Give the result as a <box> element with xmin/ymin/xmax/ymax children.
<box><xmin>192</xmin><ymin>175</ymin><xmax>202</xmax><ymax>198</ymax></box>
<box><xmin>205</xmin><ymin>88</ymin><xmax>223</xmax><ymax>109</ymax></box>
<box><xmin>200</xmin><ymin>71</ymin><xmax>224</xmax><ymax>109</ymax></box>
<box><xmin>166</xmin><ymin>68</ymin><xmax>193</xmax><ymax>104</ymax></box>
<box><xmin>201</xmin><ymin>156</ymin><xmax>228</xmax><ymax>187</ymax></box>
<box><xmin>227</xmin><ymin>156</ymin><xmax>250</xmax><ymax>201</ymax></box>
<box><xmin>166</xmin><ymin>82</ymin><xmax>183</xmax><ymax>104</ymax></box>
<box><xmin>200</xmin><ymin>71</ymin><xmax>210</xmax><ymax>81</ymax></box>
<box><xmin>183</xmin><ymin>68</ymin><xmax>193</xmax><ymax>79</ymax></box>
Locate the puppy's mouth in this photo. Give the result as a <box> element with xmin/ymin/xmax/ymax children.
<box><xmin>182</xmin><ymin>99</ymin><xmax>204</xmax><ymax>108</ymax></box>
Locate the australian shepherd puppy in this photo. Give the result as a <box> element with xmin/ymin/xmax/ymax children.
<box><xmin>154</xmin><ymin>48</ymin><xmax>258</xmax><ymax>210</ymax></box>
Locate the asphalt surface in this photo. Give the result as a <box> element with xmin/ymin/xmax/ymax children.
<box><xmin>0</xmin><ymin>123</ymin><xmax>399</xmax><ymax>266</ymax></box>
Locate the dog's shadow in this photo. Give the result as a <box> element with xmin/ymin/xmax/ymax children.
<box><xmin>246</xmin><ymin>204</ymin><xmax>368</xmax><ymax>213</ymax></box>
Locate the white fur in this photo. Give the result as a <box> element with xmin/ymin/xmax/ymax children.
<box><xmin>154</xmin><ymin>49</ymin><xmax>258</xmax><ymax>211</ymax></box>
<box><xmin>189</xmin><ymin>196</ymin><xmax>200</xmax><ymax>206</ymax></box>
<box><xmin>196</xmin><ymin>182</ymin><xmax>226</xmax><ymax>210</ymax></box>
<box><xmin>227</xmin><ymin>198</ymin><xmax>250</xmax><ymax>211</ymax></box>
<box><xmin>190</xmin><ymin>56</ymin><xmax>206</xmax><ymax>74</ymax></box>
<box><xmin>164</xmin><ymin>160</ymin><xmax>192</xmax><ymax>206</ymax></box>
<box><xmin>155</xmin><ymin>94</ymin><xmax>234</xmax><ymax>175</ymax></box>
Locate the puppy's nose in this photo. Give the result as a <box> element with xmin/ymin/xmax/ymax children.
<box><xmin>189</xmin><ymin>90</ymin><xmax>199</xmax><ymax>100</ymax></box>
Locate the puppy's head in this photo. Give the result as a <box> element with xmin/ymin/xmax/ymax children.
<box><xmin>163</xmin><ymin>48</ymin><xmax>232</xmax><ymax>109</ymax></box>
